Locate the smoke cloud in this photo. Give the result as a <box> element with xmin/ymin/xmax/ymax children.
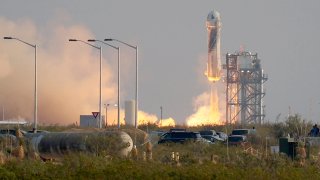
<box><xmin>1</xmin><ymin>15</ymin><xmax>225</xmax><ymax>127</ymax></box>
<box><xmin>0</xmin><ymin>17</ymin><xmax>116</xmax><ymax>125</ymax></box>
<box><xmin>186</xmin><ymin>82</ymin><xmax>226</xmax><ymax>126</ymax></box>
<box><xmin>0</xmin><ymin>17</ymin><xmax>224</xmax><ymax>126</ymax></box>
<box><xmin>0</xmin><ymin>16</ymin><xmax>177</xmax><ymax>126</ymax></box>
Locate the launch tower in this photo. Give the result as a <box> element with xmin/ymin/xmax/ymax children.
<box><xmin>225</xmin><ymin>51</ymin><xmax>268</xmax><ymax>125</ymax></box>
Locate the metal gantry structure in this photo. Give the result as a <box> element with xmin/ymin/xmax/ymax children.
<box><xmin>225</xmin><ymin>51</ymin><xmax>268</xmax><ymax>126</ymax></box>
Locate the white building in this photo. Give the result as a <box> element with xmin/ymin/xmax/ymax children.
<box><xmin>80</xmin><ymin>115</ymin><xmax>105</xmax><ymax>128</ymax></box>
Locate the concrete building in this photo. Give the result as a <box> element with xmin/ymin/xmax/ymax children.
<box><xmin>80</xmin><ymin>115</ymin><xmax>105</xmax><ymax>128</ymax></box>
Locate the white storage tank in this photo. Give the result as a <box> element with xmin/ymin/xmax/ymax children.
<box><xmin>27</xmin><ymin>130</ymin><xmax>133</xmax><ymax>159</ymax></box>
<box><xmin>125</xmin><ymin>100</ymin><xmax>135</xmax><ymax>126</ymax></box>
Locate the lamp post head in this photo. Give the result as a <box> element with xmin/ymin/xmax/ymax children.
<box><xmin>68</xmin><ymin>39</ymin><xmax>77</xmax><ymax>42</ymax></box>
<box><xmin>3</xmin><ymin>37</ymin><xmax>13</xmax><ymax>39</ymax></box>
<box><xmin>88</xmin><ymin>39</ymin><xmax>96</xmax><ymax>42</ymax></box>
<box><xmin>104</xmin><ymin>38</ymin><xmax>113</xmax><ymax>41</ymax></box>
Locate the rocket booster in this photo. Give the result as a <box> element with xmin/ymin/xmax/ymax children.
<box><xmin>206</xmin><ymin>10</ymin><xmax>221</xmax><ymax>82</ymax></box>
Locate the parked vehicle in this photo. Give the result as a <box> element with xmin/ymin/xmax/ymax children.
<box><xmin>216</xmin><ymin>132</ymin><xmax>228</xmax><ymax>141</ymax></box>
<box><xmin>199</xmin><ymin>130</ymin><xmax>223</xmax><ymax>142</ymax></box>
<box><xmin>169</xmin><ymin>128</ymin><xmax>186</xmax><ymax>132</ymax></box>
<box><xmin>231</xmin><ymin>129</ymin><xmax>256</xmax><ymax>136</ymax></box>
<box><xmin>227</xmin><ymin>135</ymin><xmax>247</xmax><ymax>146</ymax></box>
<box><xmin>158</xmin><ymin>131</ymin><xmax>206</xmax><ymax>144</ymax></box>
<box><xmin>149</xmin><ymin>130</ymin><xmax>165</xmax><ymax>137</ymax></box>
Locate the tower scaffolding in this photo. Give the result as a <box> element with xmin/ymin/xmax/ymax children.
<box><xmin>225</xmin><ymin>51</ymin><xmax>268</xmax><ymax>126</ymax></box>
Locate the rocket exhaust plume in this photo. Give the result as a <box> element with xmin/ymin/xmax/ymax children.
<box><xmin>206</xmin><ymin>10</ymin><xmax>221</xmax><ymax>82</ymax></box>
<box><xmin>210</xmin><ymin>84</ymin><xmax>220</xmax><ymax>122</ymax></box>
<box><xmin>0</xmin><ymin>16</ymin><xmax>175</xmax><ymax>126</ymax></box>
<box><xmin>186</xmin><ymin>84</ymin><xmax>222</xmax><ymax>126</ymax></box>
<box><xmin>186</xmin><ymin>10</ymin><xmax>224</xmax><ymax>126</ymax></box>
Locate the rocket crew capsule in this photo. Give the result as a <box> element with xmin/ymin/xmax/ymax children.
<box><xmin>206</xmin><ymin>10</ymin><xmax>221</xmax><ymax>82</ymax></box>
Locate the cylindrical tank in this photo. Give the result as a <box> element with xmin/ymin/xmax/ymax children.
<box><xmin>125</xmin><ymin>100</ymin><xmax>135</xmax><ymax>126</ymax></box>
<box><xmin>206</xmin><ymin>10</ymin><xmax>222</xmax><ymax>82</ymax></box>
<box><xmin>27</xmin><ymin>130</ymin><xmax>133</xmax><ymax>159</ymax></box>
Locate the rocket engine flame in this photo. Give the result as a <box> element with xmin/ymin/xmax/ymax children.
<box><xmin>158</xmin><ymin>117</ymin><xmax>176</xmax><ymax>127</ymax></box>
<box><xmin>104</xmin><ymin>109</ymin><xmax>176</xmax><ymax>127</ymax></box>
<box><xmin>136</xmin><ymin>112</ymin><xmax>175</xmax><ymax>127</ymax></box>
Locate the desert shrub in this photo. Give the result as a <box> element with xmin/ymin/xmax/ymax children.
<box><xmin>0</xmin><ymin>152</ymin><xmax>319</xmax><ymax>179</ymax></box>
<box><xmin>0</xmin><ymin>166</ymin><xmax>16</xmax><ymax>179</ymax></box>
<box><xmin>285</xmin><ymin>114</ymin><xmax>312</xmax><ymax>137</ymax></box>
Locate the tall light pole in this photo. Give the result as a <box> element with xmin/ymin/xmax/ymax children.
<box><xmin>3</xmin><ymin>36</ymin><xmax>38</xmax><ymax>132</ymax></box>
<box><xmin>2</xmin><ymin>106</ymin><xmax>4</xmax><ymax>121</ymax></box>
<box><xmin>69</xmin><ymin>39</ymin><xmax>103</xmax><ymax>128</ymax></box>
<box><xmin>88</xmin><ymin>39</ymin><xmax>121</xmax><ymax>129</ymax></box>
<box><xmin>160</xmin><ymin>106</ymin><xmax>163</xmax><ymax>127</ymax></box>
<box><xmin>105</xmin><ymin>38</ymin><xmax>138</xmax><ymax>129</ymax></box>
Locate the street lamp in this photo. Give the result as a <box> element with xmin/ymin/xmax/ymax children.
<box><xmin>105</xmin><ymin>38</ymin><xmax>138</xmax><ymax>129</ymax></box>
<box><xmin>69</xmin><ymin>39</ymin><xmax>103</xmax><ymax>128</ymax></box>
<box><xmin>88</xmin><ymin>39</ymin><xmax>121</xmax><ymax>129</ymax></box>
<box><xmin>2</xmin><ymin>106</ymin><xmax>4</xmax><ymax>121</ymax></box>
<box><xmin>160</xmin><ymin>106</ymin><xmax>163</xmax><ymax>127</ymax></box>
<box><xmin>3</xmin><ymin>36</ymin><xmax>38</xmax><ymax>132</ymax></box>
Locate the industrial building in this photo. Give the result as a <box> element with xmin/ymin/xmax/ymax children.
<box><xmin>80</xmin><ymin>115</ymin><xmax>105</xmax><ymax>128</ymax></box>
<box><xmin>225</xmin><ymin>51</ymin><xmax>268</xmax><ymax>125</ymax></box>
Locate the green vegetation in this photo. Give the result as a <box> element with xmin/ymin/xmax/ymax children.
<box><xmin>0</xmin><ymin>114</ymin><xmax>319</xmax><ymax>179</ymax></box>
<box><xmin>0</xmin><ymin>148</ymin><xmax>319</xmax><ymax>179</ymax></box>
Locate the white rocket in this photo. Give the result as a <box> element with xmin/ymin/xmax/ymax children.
<box><xmin>206</xmin><ymin>10</ymin><xmax>221</xmax><ymax>82</ymax></box>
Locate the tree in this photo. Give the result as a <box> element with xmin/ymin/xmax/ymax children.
<box><xmin>285</xmin><ymin>114</ymin><xmax>311</xmax><ymax>138</ymax></box>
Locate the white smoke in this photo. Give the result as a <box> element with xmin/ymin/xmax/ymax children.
<box><xmin>0</xmin><ymin>17</ymin><xmax>116</xmax><ymax>125</ymax></box>
<box><xmin>0</xmin><ymin>16</ymin><xmax>178</xmax><ymax>126</ymax></box>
